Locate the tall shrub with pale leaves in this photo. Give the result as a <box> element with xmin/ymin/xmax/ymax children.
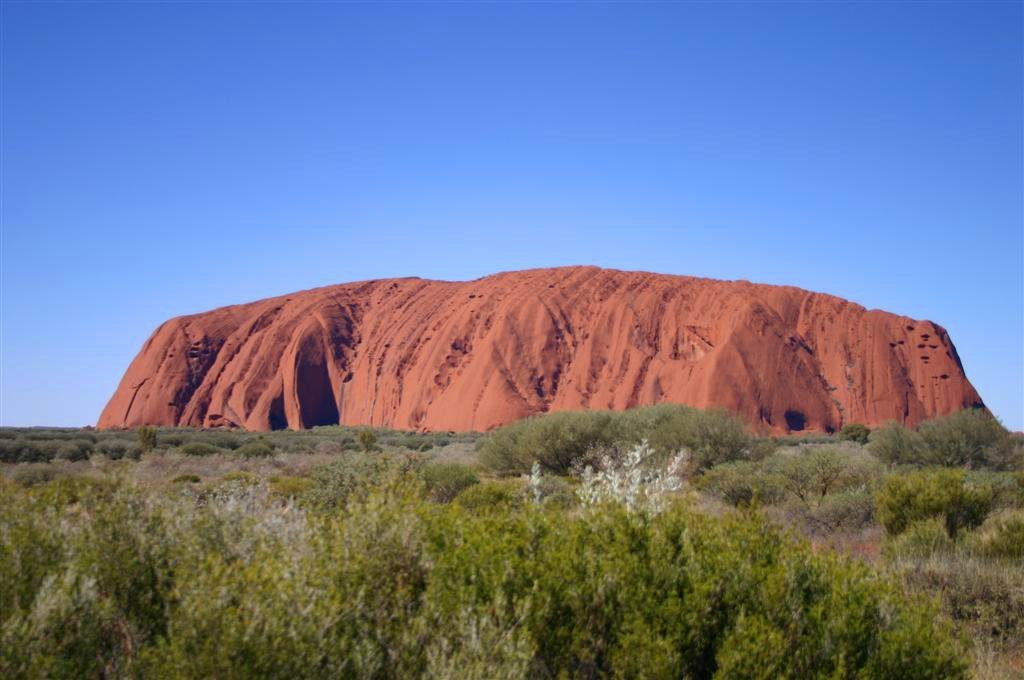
<box><xmin>576</xmin><ymin>441</ymin><xmax>688</xmax><ymax>514</ymax></box>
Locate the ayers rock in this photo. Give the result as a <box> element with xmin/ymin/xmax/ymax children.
<box><xmin>99</xmin><ymin>266</ymin><xmax>984</xmax><ymax>433</ymax></box>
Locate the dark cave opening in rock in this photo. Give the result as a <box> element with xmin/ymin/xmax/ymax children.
<box><xmin>295</xmin><ymin>335</ymin><xmax>340</xmax><ymax>428</ymax></box>
<box><xmin>268</xmin><ymin>394</ymin><xmax>287</xmax><ymax>431</ymax></box>
<box><xmin>784</xmin><ymin>409</ymin><xmax>806</xmax><ymax>432</ymax></box>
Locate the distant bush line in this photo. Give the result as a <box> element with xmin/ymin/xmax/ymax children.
<box><xmin>476</xmin><ymin>404</ymin><xmax>1022</xmax><ymax>476</ymax></box>
<box><xmin>0</xmin><ymin>425</ymin><xmax>474</xmax><ymax>464</ymax></box>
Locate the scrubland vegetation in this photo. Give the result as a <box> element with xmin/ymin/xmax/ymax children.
<box><xmin>2</xmin><ymin>406</ymin><xmax>1021</xmax><ymax>678</ymax></box>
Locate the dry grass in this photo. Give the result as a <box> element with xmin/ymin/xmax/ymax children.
<box><xmin>889</xmin><ymin>551</ymin><xmax>1024</xmax><ymax>678</ymax></box>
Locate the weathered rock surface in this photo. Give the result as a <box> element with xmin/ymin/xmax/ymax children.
<box><xmin>98</xmin><ymin>266</ymin><xmax>984</xmax><ymax>433</ymax></box>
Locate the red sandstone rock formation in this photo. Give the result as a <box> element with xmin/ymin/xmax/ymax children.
<box><xmin>98</xmin><ymin>266</ymin><xmax>984</xmax><ymax>433</ymax></box>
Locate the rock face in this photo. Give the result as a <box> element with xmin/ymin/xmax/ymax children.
<box><xmin>99</xmin><ymin>266</ymin><xmax>984</xmax><ymax>433</ymax></box>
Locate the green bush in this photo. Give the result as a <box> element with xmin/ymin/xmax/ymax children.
<box><xmin>235</xmin><ymin>438</ymin><xmax>275</xmax><ymax>459</ymax></box>
<box><xmin>95</xmin><ymin>440</ymin><xmax>141</xmax><ymax>460</ymax></box>
<box><xmin>217</xmin><ymin>470</ymin><xmax>260</xmax><ymax>486</ymax></box>
<box><xmin>177</xmin><ymin>442</ymin><xmax>222</xmax><ymax>457</ymax></box>
<box><xmin>868</xmin><ymin>421</ymin><xmax>927</xmax><ymax>466</ymax></box>
<box><xmin>838</xmin><ymin>423</ymin><xmax>871</xmax><ymax>445</ymax></box>
<box><xmin>137</xmin><ymin>426</ymin><xmax>158</xmax><ymax>453</ymax></box>
<box><xmin>453</xmin><ymin>479</ymin><xmax>524</xmax><ymax>511</ymax></box>
<box><xmin>421</xmin><ymin>463</ymin><xmax>479</xmax><ymax>503</ymax></box>
<box><xmin>52</xmin><ymin>439</ymin><xmax>93</xmax><ymax>462</ymax></box>
<box><xmin>876</xmin><ymin>468</ymin><xmax>994</xmax><ymax>538</ymax></box>
<box><xmin>478</xmin><ymin>405</ymin><xmax>758</xmax><ymax>476</ymax></box>
<box><xmin>769</xmin><ymin>446</ymin><xmax>880</xmax><ymax>505</ymax></box>
<box><xmin>268</xmin><ymin>475</ymin><xmax>315</xmax><ymax>499</ymax></box>
<box><xmin>478</xmin><ymin>410</ymin><xmax>622</xmax><ymax>475</ymax></box>
<box><xmin>968</xmin><ymin>510</ymin><xmax>1024</xmax><ymax>560</ymax></box>
<box><xmin>172</xmin><ymin>474</ymin><xmax>201</xmax><ymax>484</ymax></box>
<box><xmin>917</xmin><ymin>409</ymin><xmax>1014</xmax><ymax>469</ymax></box>
<box><xmin>699</xmin><ymin>460</ymin><xmax>786</xmax><ymax>507</ymax></box>
<box><xmin>966</xmin><ymin>470</ymin><xmax>1024</xmax><ymax>510</ymax></box>
<box><xmin>304</xmin><ymin>453</ymin><xmax>419</xmax><ymax>510</ymax></box>
<box><xmin>30</xmin><ymin>475</ymin><xmax>119</xmax><ymax>508</ymax></box>
<box><xmin>794</xmin><ymin>490</ymin><xmax>877</xmax><ymax>535</ymax></box>
<box><xmin>192</xmin><ymin>432</ymin><xmax>243</xmax><ymax>450</ymax></box>
<box><xmin>11</xmin><ymin>463</ymin><xmax>61</xmax><ymax>487</ymax></box>
<box><xmin>0</xmin><ymin>477</ymin><xmax>969</xmax><ymax>678</ymax></box>
<box><xmin>532</xmin><ymin>475</ymin><xmax>578</xmax><ymax>509</ymax></box>
<box><xmin>892</xmin><ymin>552</ymin><xmax>1024</xmax><ymax>661</ymax></box>
<box><xmin>626</xmin><ymin>404</ymin><xmax>754</xmax><ymax>471</ymax></box>
<box><xmin>356</xmin><ymin>428</ymin><xmax>378</xmax><ymax>453</ymax></box>
<box><xmin>883</xmin><ymin>518</ymin><xmax>956</xmax><ymax>559</ymax></box>
<box><xmin>869</xmin><ymin>411</ymin><xmax>1018</xmax><ymax>470</ymax></box>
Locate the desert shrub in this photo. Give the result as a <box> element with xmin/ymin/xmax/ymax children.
<box><xmin>869</xmin><ymin>412</ymin><xmax>1018</xmax><ymax>471</ymax></box>
<box><xmin>892</xmin><ymin>552</ymin><xmax>1024</xmax><ymax>660</ymax></box>
<box><xmin>421</xmin><ymin>463</ymin><xmax>479</xmax><ymax>503</ymax></box>
<box><xmin>156</xmin><ymin>432</ymin><xmax>187</xmax><ymax>447</ymax></box>
<box><xmin>137</xmin><ymin>426</ymin><xmax>158</xmax><ymax>453</ymax></box>
<box><xmin>968</xmin><ymin>509</ymin><xmax>1024</xmax><ymax>560</ymax></box>
<box><xmin>479</xmin><ymin>405</ymin><xmax>759</xmax><ymax>476</ymax></box>
<box><xmin>868</xmin><ymin>421</ymin><xmax>927</xmax><ymax>466</ymax></box>
<box><xmin>771</xmin><ymin>432</ymin><xmax>837</xmax><ymax>447</ymax></box>
<box><xmin>53</xmin><ymin>439</ymin><xmax>94</xmax><ymax>462</ymax></box>
<box><xmin>794</xmin><ymin>490</ymin><xmax>877</xmax><ymax>535</ymax></box>
<box><xmin>0</xmin><ymin>438</ymin><xmax>92</xmax><ymax>464</ymax></box>
<box><xmin>453</xmin><ymin>479</ymin><xmax>524</xmax><ymax>511</ymax></box>
<box><xmin>838</xmin><ymin>422</ymin><xmax>871</xmax><ymax>445</ymax></box>
<box><xmin>356</xmin><ymin>428</ymin><xmax>378</xmax><ymax>453</ymax></box>
<box><xmin>192</xmin><ymin>432</ymin><xmax>243</xmax><ymax>450</ymax></box>
<box><xmin>95</xmin><ymin>439</ymin><xmax>141</xmax><ymax>460</ymax></box>
<box><xmin>218</xmin><ymin>470</ymin><xmax>260</xmax><ymax>485</ymax></box>
<box><xmin>574</xmin><ymin>441</ymin><xmax>689</xmax><ymax>515</ymax></box>
<box><xmin>11</xmin><ymin>463</ymin><xmax>61</xmax><ymax>487</ymax></box>
<box><xmin>234</xmin><ymin>438</ymin><xmax>274</xmax><ymax>459</ymax></box>
<box><xmin>30</xmin><ymin>475</ymin><xmax>119</xmax><ymax>508</ymax></box>
<box><xmin>177</xmin><ymin>442</ymin><xmax>221</xmax><ymax>457</ymax></box>
<box><xmin>268</xmin><ymin>475</ymin><xmax>315</xmax><ymax>499</ymax></box>
<box><xmin>627</xmin><ymin>404</ymin><xmax>754</xmax><ymax>471</ymax></box>
<box><xmin>917</xmin><ymin>409</ymin><xmax>1015</xmax><ymax>469</ymax></box>
<box><xmin>478</xmin><ymin>410</ymin><xmax>622</xmax><ymax>475</ymax></box>
<box><xmin>172</xmin><ymin>474</ymin><xmax>201</xmax><ymax>484</ymax></box>
<box><xmin>967</xmin><ymin>470</ymin><xmax>1024</xmax><ymax>510</ymax></box>
<box><xmin>876</xmin><ymin>468</ymin><xmax>994</xmax><ymax>538</ymax></box>
<box><xmin>532</xmin><ymin>474</ymin><xmax>578</xmax><ymax>509</ymax></box>
<box><xmin>314</xmin><ymin>440</ymin><xmax>347</xmax><ymax>455</ymax></box>
<box><xmin>0</xmin><ymin>438</ymin><xmax>24</xmax><ymax>463</ymax></box>
<box><xmin>883</xmin><ymin>518</ymin><xmax>956</xmax><ymax>559</ymax></box>
<box><xmin>304</xmin><ymin>453</ymin><xmax>419</xmax><ymax>510</ymax></box>
<box><xmin>383</xmin><ymin>433</ymin><xmax>430</xmax><ymax>451</ymax></box>
<box><xmin>1</xmin><ymin>480</ymin><xmax>176</xmax><ymax>678</ymax></box>
<box><xmin>699</xmin><ymin>460</ymin><xmax>786</xmax><ymax>507</ymax></box>
<box><xmin>0</xmin><ymin>476</ymin><xmax>969</xmax><ymax>678</ymax></box>
<box><xmin>769</xmin><ymin>446</ymin><xmax>881</xmax><ymax>505</ymax></box>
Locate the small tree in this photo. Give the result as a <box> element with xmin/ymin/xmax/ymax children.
<box><xmin>137</xmin><ymin>426</ymin><xmax>157</xmax><ymax>453</ymax></box>
<box><xmin>917</xmin><ymin>409</ymin><xmax>1011</xmax><ymax>469</ymax></box>
<box><xmin>356</xmin><ymin>428</ymin><xmax>378</xmax><ymax>453</ymax></box>
<box><xmin>838</xmin><ymin>423</ymin><xmax>871</xmax><ymax>445</ymax></box>
<box><xmin>876</xmin><ymin>468</ymin><xmax>994</xmax><ymax>538</ymax></box>
<box><xmin>868</xmin><ymin>422</ymin><xmax>926</xmax><ymax>466</ymax></box>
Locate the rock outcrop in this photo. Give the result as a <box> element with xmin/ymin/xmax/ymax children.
<box><xmin>98</xmin><ymin>266</ymin><xmax>984</xmax><ymax>433</ymax></box>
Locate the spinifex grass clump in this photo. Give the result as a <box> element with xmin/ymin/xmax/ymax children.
<box><xmin>1</xmin><ymin>462</ymin><xmax>968</xmax><ymax>679</ymax></box>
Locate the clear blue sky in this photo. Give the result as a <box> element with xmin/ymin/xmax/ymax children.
<box><xmin>2</xmin><ymin>1</ymin><xmax>1021</xmax><ymax>430</ymax></box>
